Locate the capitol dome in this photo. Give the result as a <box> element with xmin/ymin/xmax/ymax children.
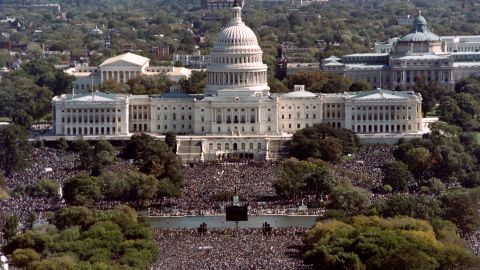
<box><xmin>215</xmin><ymin>20</ymin><xmax>258</xmax><ymax>47</ymax></box>
<box><xmin>205</xmin><ymin>0</ymin><xmax>269</xmax><ymax>97</ymax></box>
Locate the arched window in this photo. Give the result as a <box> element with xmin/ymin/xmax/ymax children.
<box><xmin>233</xmin><ymin>143</ymin><xmax>238</xmax><ymax>151</ymax></box>
<box><xmin>241</xmin><ymin>143</ymin><xmax>245</xmax><ymax>150</ymax></box>
<box><xmin>257</xmin><ymin>143</ymin><xmax>262</xmax><ymax>150</ymax></box>
<box><xmin>249</xmin><ymin>143</ymin><xmax>254</xmax><ymax>150</ymax></box>
<box><xmin>209</xmin><ymin>143</ymin><xmax>213</xmax><ymax>150</ymax></box>
<box><xmin>217</xmin><ymin>143</ymin><xmax>221</xmax><ymax>150</ymax></box>
<box><xmin>225</xmin><ymin>143</ymin><xmax>230</xmax><ymax>150</ymax></box>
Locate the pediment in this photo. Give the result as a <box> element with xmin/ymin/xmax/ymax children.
<box><xmin>100</xmin><ymin>60</ymin><xmax>143</xmax><ymax>67</ymax></box>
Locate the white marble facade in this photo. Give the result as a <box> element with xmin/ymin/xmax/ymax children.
<box><xmin>52</xmin><ymin>2</ymin><xmax>424</xmax><ymax>161</ymax></box>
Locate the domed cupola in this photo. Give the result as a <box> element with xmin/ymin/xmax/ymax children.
<box><xmin>398</xmin><ymin>11</ymin><xmax>440</xmax><ymax>43</ymax></box>
<box><xmin>205</xmin><ymin>0</ymin><xmax>270</xmax><ymax>97</ymax></box>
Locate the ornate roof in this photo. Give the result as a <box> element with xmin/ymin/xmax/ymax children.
<box><xmin>398</xmin><ymin>12</ymin><xmax>440</xmax><ymax>42</ymax></box>
<box><xmin>214</xmin><ymin>2</ymin><xmax>258</xmax><ymax>47</ymax></box>
<box><xmin>206</xmin><ymin>1</ymin><xmax>269</xmax><ymax>97</ymax></box>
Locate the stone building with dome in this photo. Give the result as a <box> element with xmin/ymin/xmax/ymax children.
<box><xmin>322</xmin><ymin>12</ymin><xmax>480</xmax><ymax>90</ymax></box>
<box><xmin>52</xmin><ymin>0</ymin><xmax>425</xmax><ymax>161</ymax></box>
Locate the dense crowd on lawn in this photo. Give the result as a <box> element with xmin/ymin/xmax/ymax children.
<box><xmin>336</xmin><ymin>144</ymin><xmax>395</xmax><ymax>188</ymax></box>
<box><xmin>0</xmin><ymin>148</ymin><xmax>81</xmax><ymax>240</ymax></box>
<box><xmin>151</xmin><ymin>161</ymin><xmax>324</xmax><ymax>216</ymax></box>
<box><xmin>0</xmin><ymin>145</ymin><xmax>397</xmax><ymax>223</ymax></box>
<box><xmin>152</xmin><ymin>228</ymin><xmax>311</xmax><ymax>270</ymax></box>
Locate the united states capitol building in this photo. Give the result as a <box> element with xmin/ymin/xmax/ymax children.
<box><xmin>52</xmin><ymin>1</ymin><xmax>425</xmax><ymax>161</ymax></box>
<box><xmin>322</xmin><ymin>12</ymin><xmax>480</xmax><ymax>90</ymax></box>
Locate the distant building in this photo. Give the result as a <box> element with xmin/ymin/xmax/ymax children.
<box><xmin>248</xmin><ymin>0</ymin><xmax>326</xmax><ymax>8</ymax></box>
<box><xmin>322</xmin><ymin>13</ymin><xmax>480</xmax><ymax>90</ymax></box>
<box><xmin>173</xmin><ymin>51</ymin><xmax>210</xmax><ymax>68</ymax></box>
<box><xmin>397</xmin><ymin>15</ymin><xmax>415</xmax><ymax>26</ymax></box>
<box><xmin>65</xmin><ymin>53</ymin><xmax>192</xmax><ymax>94</ymax></box>
<box><xmin>201</xmin><ymin>0</ymin><xmax>244</xmax><ymax>10</ymax></box>
<box><xmin>286</xmin><ymin>62</ymin><xmax>320</xmax><ymax>75</ymax></box>
<box><xmin>150</xmin><ymin>45</ymin><xmax>170</xmax><ymax>58</ymax></box>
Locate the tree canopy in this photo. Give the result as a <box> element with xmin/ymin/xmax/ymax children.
<box><xmin>3</xmin><ymin>206</ymin><xmax>158</xmax><ymax>270</ymax></box>
<box><xmin>290</xmin><ymin>124</ymin><xmax>359</xmax><ymax>161</ymax></box>
<box><xmin>304</xmin><ymin>216</ymin><xmax>479</xmax><ymax>270</ymax></box>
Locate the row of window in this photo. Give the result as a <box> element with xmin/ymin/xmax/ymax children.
<box><xmin>280</xmin><ymin>105</ymin><xmax>317</xmax><ymax>110</ymax></box>
<box><xmin>65</xmin><ymin>126</ymin><xmax>119</xmax><ymax>136</ymax></box>
<box><xmin>210</xmin><ymin>55</ymin><xmax>262</xmax><ymax>65</ymax></box>
<box><xmin>64</xmin><ymin>109</ymin><xmax>121</xmax><ymax>113</ymax></box>
<box><xmin>158</xmin><ymin>114</ymin><xmax>193</xmax><ymax>121</ymax></box>
<box><xmin>62</xmin><ymin>117</ymin><xmax>121</xmax><ymax>124</ymax></box>
<box><xmin>354</xmin><ymin>124</ymin><xmax>411</xmax><ymax>133</ymax></box>
<box><xmin>352</xmin><ymin>106</ymin><xmax>411</xmax><ymax>110</ymax></box>
<box><xmin>281</xmin><ymin>113</ymin><xmax>317</xmax><ymax>120</ymax></box>
<box><xmin>352</xmin><ymin>114</ymin><xmax>412</xmax><ymax>121</ymax></box>
<box><xmin>209</xmin><ymin>142</ymin><xmax>263</xmax><ymax>151</ymax></box>
<box><xmin>216</xmin><ymin>115</ymin><xmax>256</xmax><ymax>124</ymax></box>
<box><xmin>156</xmin><ymin>106</ymin><xmax>192</xmax><ymax>111</ymax></box>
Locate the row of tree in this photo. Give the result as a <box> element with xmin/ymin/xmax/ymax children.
<box><xmin>0</xmin><ymin>60</ymin><xmax>74</xmax><ymax>126</ymax></box>
<box><xmin>3</xmin><ymin>206</ymin><xmax>158</xmax><ymax>269</ymax></box>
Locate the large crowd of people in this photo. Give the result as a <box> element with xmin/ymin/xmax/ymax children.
<box><xmin>0</xmin><ymin>148</ymin><xmax>82</xmax><ymax>235</ymax></box>
<box><xmin>0</xmin><ymin>145</ymin><xmax>395</xmax><ymax>233</ymax></box>
<box><xmin>336</xmin><ymin>145</ymin><xmax>395</xmax><ymax>188</ymax></box>
<box><xmin>152</xmin><ymin>228</ymin><xmax>310</xmax><ymax>270</ymax></box>
<box><xmin>0</xmin><ymin>144</ymin><xmax>397</xmax><ymax>222</ymax></box>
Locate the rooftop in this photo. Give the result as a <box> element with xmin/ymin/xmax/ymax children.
<box><xmin>99</xmin><ymin>52</ymin><xmax>150</xmax><ymax>67</ymax></box>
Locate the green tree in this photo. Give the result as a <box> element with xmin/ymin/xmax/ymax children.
<box><xmin>0</xmin><ymin>125</ymin><xmax>30</xmax><ymax>176</ymax></box>
<box><xmin>179</xmin><ymin>70</ymin><xmax>206</xmax><ymax>94</ymax></box>
<box><xmin>157</xmin><ymin>178</ymin><xmax>181</xmax><ymax>198</ymax></box>
<box><xmin>304</xmin><ymin>216</ymin><xmax>479</xmax><ymax>270</ymax></box>
<box><xmin>413</xmin><ymin>76</ymin><xmax>449</xmax><ymax>117</ymax></box>
<box><xmin>99</xmin><ymin>170</ymin><xmax>158</xmax><ymax>203</ymax></box>
<box><xmin>349</xmin><ymin>81</ymin><xmax>370</xmax><ymax>92</ymax></box>
<box><xmin>10</xmin><ymin>248</ymin><xmax>41</xmax><ymax>268</ymax></box>
<box><xmin>54</xmin><ymin>206</ymin><xmax>94</xmax><ymax>230</ymax></box>
<box><xmin>127</xmin><ymin>73</ymin><xmax>172</xmax><ymax>95</ymax></box>
<box><xmin>3</xmin><ymin>214</ymin><xmax>18</xmax><ymax>241</ymax></box>
<box><xmin>268</xmin><ymin>75</ymin><xmax>288</xmax><ymax>93</ymax></box>
<box><xmin>404</xmin><ymin>147</ymin><xmax>433</xmax><ymax>181</ymax></box>
<box><xmin>328</xmin><ymin>186</ymin><xmax>371</xmax><ymax>215</ymax></box>
<box><xmin>28</xmin><ymin>179</ymin><xmax>60</xmax><ymax>198</ymax></box>
<box><xmin>5</xmin><ymin>206</ymin><xmax>158</xmax><ymax>269</ymax></box>
<box><xmin>63</xmin><ymin>175</ymin><xmax>101</xmax><ymax>207</ymax></box>
<box><xmin>305</xmin><ymin>163</ymin><xmax>336</xmax><ymax>199</ymax></box>
<box><xmin>290</xmin><ymin>124</ymin><xmax>359</xmax><ymax>160</ymax></box>
<box><xmin>318</xmin><ymin>136</ymin><xmax>343</xmax><ymax>163</ymax></box>
<box><xmin>321</xmin><ymin>76</ymin><xmax>352</xmax><ymax>93</ymax></box>
<box><xmin>441</xmin><ymin>188</ymin><xmax>480</xmax><ymax>234</ymax></box>
<box><xmin>122</xmin><ymin>134</ymin><xmax>183</xmax><ymax>186</ymax></box>
<box><xmin>99</xmin><ymin>79</ymin><xmax>129</xmax><ymax>94</ymax></box>
<box><xmin>165</xmin><ymin>132</ymin><xmax>177</xmax><ymax>153</ymax></box>
<box><xmin>381</xmin><ymin>161</ymin><xmax>414</xmax><ymax>192</ymax></box>
<box><xmin>288</xmin><ymin>71</ymin><xmax>331</xmax><ymax>92</ymax></box>
<box><xmin>21</xmin><ymin>59</ymin><xmax>74</xmax><ymax>96</ymax></box>
<box><xmin>273</xmin><ymin>158</ymin><xmax>317</xmax><ymax>198</ymax></box>
<box><xmin>376</xmin><ymin>194</ymin><xmax>443</xmax><ymax>220</ymax></box>
<box><xmin>92</xmin><ymin>140</ymin><xmax>116</xmax><ymax>174</ymax></box>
